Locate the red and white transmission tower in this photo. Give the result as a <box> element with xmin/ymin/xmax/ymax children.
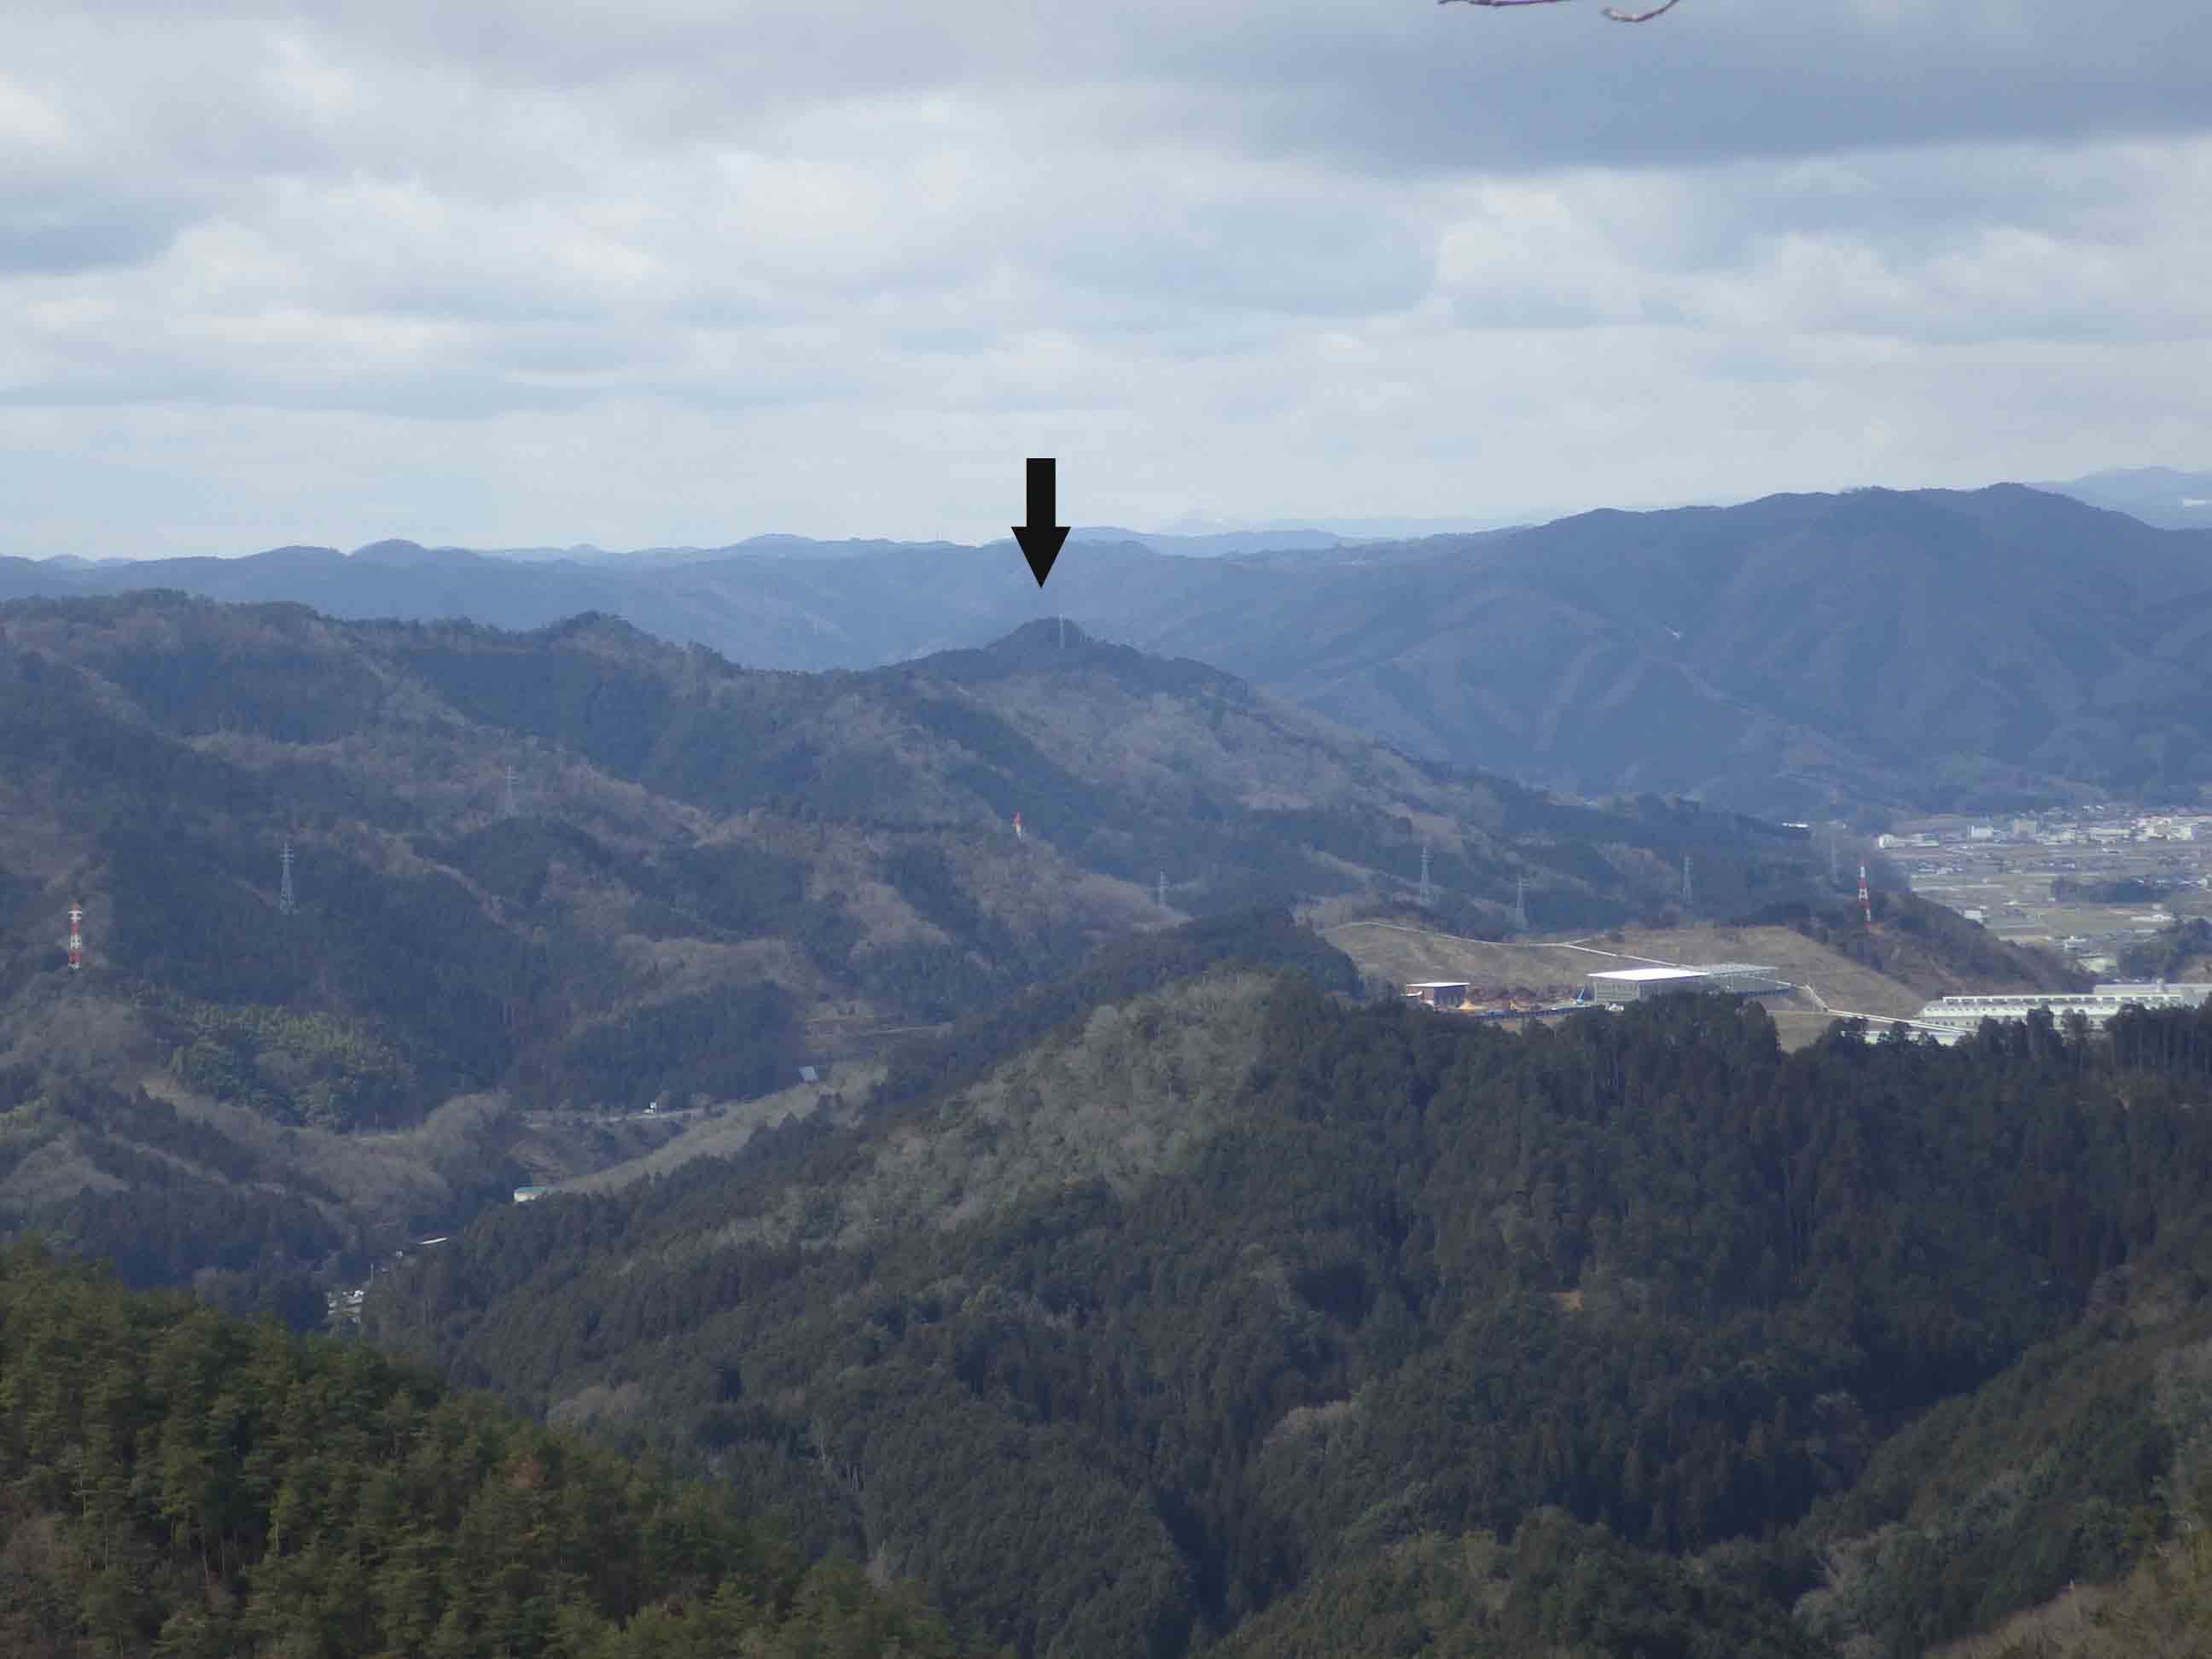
<box><xmin>1013</xmin><ymin>812</ymin><xmax>1023</xmax><ymax>841</ymax></box>
<box><xmin>1858</xmin><ymin>864</ymin><xmax>1872</xmax><ymax>928</ymax></box>
<box><xmin>66</xmin><ymin>902</ymin><xmax>83</xmax><ymax>971</ymax></box>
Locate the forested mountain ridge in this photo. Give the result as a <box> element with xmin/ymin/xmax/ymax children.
<box><xmin>365</xmin><ymin>952</ymin><xmax>2212</xmax><ymax>1658</ymax></box>
<box><xmin>12</xmin><ymin>485</ymin><xmax>2212</xmax><ymax>813</ymax></box>
<box><xmin>0</xmin><ymin>1242</ymin><xmax>980</xmax><ymax>1657</ymax></box>
<box><xmin>0</xmin><ymin>591</ymin><xmax>1813</xmax><ymax>1305</ymax></box>
<box><xmin>1095</xmin><ymin>485</ymin><xmax>2212</xmax><ymax>815</ymax></box>
<box><xmin>0</xmin><ymin>592</ymin><xmax>1813</xmax><ymax>1111</ymax></box>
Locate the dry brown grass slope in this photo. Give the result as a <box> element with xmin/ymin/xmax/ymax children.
<box><xmin>1325</xmin><ymin>919</ymin><xmax>1936</xmax><ymax>1018</ymax></box>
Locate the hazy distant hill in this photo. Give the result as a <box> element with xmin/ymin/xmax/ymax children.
<box><xmin>13</xmin><ymin>484</ymin><xmax>2201</xmax><ymax>815</ymax></box>
<box><xmin>465</xmin><ymin>527</ymin><xmax>1350</xmax><ymax>562</ymax></box>
<box><xmin>1059</xmin><ymin>485</ymin><xmax>2212</xmax><ymax>816</ymax></box>
<box><xmin>2040</xmin><ymin>465</ymin><xmax>2212</xmax><ymax>531</ymax></box>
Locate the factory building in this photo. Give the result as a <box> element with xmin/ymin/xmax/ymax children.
<box><xmin>1585</xmin><ymin>963</ymin><xmax>1790</xmax><ymax>1004</ymax></box>
<box><xmin>1911</xmin><ymin>982</ymin><xmax>2212</xmax><ymax>1033</ymax></box>
<box><xmin>1402</xmin><ymin>981</ymin><xmax>1470</xmax><ymax>1010</ymax></box>
<box><xmin>1586</xmin><ymin>967</ymin><xmax>1711</xmax><ymax>1004</ymax></box>
<box><xmin>2095</xmin><ymin>982</ymin><xmax>2212</xmax><ymax>1004</ymax></box>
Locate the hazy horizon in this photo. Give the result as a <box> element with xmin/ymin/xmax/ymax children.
<box><xmin>18</xmin><ymin>471</ymin><xmax>2200</xmax><ymax>564</ymax></box>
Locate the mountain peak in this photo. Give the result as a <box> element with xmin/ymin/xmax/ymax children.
<box><xmin>993</xmin><ymin>617</ymin><xmax>1093</xmax><ymax>653</ymax></box>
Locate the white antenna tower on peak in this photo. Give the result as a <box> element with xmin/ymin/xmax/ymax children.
<box><xmin>1513</xmin><ymin>876</ymin><xmax>1528</xmax><ymax>932</ymax></box>
<box><xmin>1158</xmin><ymin>870</ymin><xmax>1167</xmax><ymax>912</ymax></box>
<box><xmin>278</xmin><ymin>839</ymin><xmax>296</xmax><ymax>916</ymax></box>
<box><xmin>502</xmin><ymin>764</ymin><xmax>519</xmax><ymax>819</ymax></box>
<box><xmin>1417</xmin><ymin>844</ymin><xmax>1433</xmax><ymax>908</ymax></box>
<box><xmin>1681</xmin><ymin>854</ymin><xmax>1694</xmax><ymax>911</ymax></box>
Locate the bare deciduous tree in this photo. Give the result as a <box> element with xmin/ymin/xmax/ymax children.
<box><xmin>1439</xmin><ymin>0</ymin><xmax>1683</xmax><ymax>20</ymax></box>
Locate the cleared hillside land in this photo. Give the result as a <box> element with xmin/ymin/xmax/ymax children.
<box><xmin>1324</xmin><ymin>919</ymin><xmax>1941</xmax><ymax>1049</ymax></box>
<box><xmin>550</xmin><ymin>1062</ymin><xmax>885</xmax><ymax>1195</ymax></box>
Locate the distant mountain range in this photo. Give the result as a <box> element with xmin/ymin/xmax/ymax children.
<box><xmin>9</xmin><ymin>482</ymin><xmax>2209</xmax><ymax>816</ymax></box>
<box><xmin>334</xmin><ymin>526</ymin><xmax>1357</xmax><ymax>568</ymax></box>
<box><xmin>450</xmin><ymin>519</ymin><xmax>1523</xmax><ymax>564</ymax></box>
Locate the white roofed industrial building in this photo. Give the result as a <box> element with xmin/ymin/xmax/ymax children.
<box><xmin>1912</xmin><ymin>982</ymin><xmax>2212</xmax><ymax>1032</ymax></box>
<box><xmin>1586</xmin><ymin>963</ymin><xmax>1790</xmax><ymax>1004</ymax></box>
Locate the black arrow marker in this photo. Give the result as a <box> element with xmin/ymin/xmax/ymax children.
<box><xmin>1012</xmin><ymin>457</ymin><xmax>1069</xmax><ymax>587</ymax></box>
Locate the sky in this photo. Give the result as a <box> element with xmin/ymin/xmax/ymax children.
<box><xmin>3</xmin><ymin>0</ymin><xmax>2209</xmax><ymax>557</ymax></box>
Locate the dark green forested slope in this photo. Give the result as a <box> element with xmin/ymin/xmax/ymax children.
<box><xmin>2122</xmin><ymin>917</ymin><xmax>2212</xmax><ymax>983</ymax></box>
<box><xmin>1214</xmin><ymin>1516</ymin><xmax>1825</xmax><ymax>1659</ymax></box>
<box><xmin>0</xmin><ymin>592</ymin><xmax>1815</xmax><ymax>1138</ymax></box>
<box><xmin>0</xmin><ymin>1073</ymin><xmax>353</xmax><ymax>1321</ymax></box>
<box><xmin>364</xmin><ymin>958</ymin><xmax>2212</xmax><ymax>1657</ymax></box>
<box><xmin>0</xmin><ymin>1242</ymin><xmax>978</xmax><ymax>1658</ymax></box>
<box><xmin>1225</xmin><ymin>1288</ymin><xmax>2212</xmax><ymax>1659</ymax></box>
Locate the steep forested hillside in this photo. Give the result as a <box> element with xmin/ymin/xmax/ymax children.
<box><xmin>12</xmin><ymin>485</ymin><xmax>2212</xmax><ymax>813</ymax></box>
<box><xmin>0</xmin><ymin>1243</ymin><xmax>976</xmax><ymax>1657</ymax></box>
<box><xmin>364</xmin><ymin>955</ymin><xmax>2212</xmax><ymax>1657</ymax></box>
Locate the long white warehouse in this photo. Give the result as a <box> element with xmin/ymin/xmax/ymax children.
<box><xmin>1912</xmin><ymin>981</ymin><xmax>2212</xmax><ymax>1033</ymax></box>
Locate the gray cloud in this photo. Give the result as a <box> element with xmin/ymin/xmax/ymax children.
<box><xmin>0</xmin><ymin>207</ymin><xmax>182</xmax><ymax>275</ymax></box>
<box><xmin>2</xmin><ymin>0</ymin><xmax>2209</xmax><ymax>556</ymax></box>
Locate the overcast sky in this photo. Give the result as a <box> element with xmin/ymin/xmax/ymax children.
<box><xmin>3</xmin><ymin>0</ymin><xmax>2209</xmax><ymax>556</ymax></box>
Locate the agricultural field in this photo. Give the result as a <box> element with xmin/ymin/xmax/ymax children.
<box><xmin>1889</xmin><ymin>835</ymin><xmax>2212</xmax><ymax>963</ymax></box>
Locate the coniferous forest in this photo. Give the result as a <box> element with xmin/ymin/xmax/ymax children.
<box><xmin>365</xmin><ymin>974</ymin><xmax>2212</xmax><ymax>1658</ymax></box>
<box><xmin>0</xmin><ymin>1243</ymin><xmax>979</xmax><ymax>1657</ymax></box>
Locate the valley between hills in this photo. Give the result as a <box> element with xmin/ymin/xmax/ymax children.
<box><xmin>2</xmin><ymin>568</ymin><xmax>2210</xmax><ymax>1657</ymax></box>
